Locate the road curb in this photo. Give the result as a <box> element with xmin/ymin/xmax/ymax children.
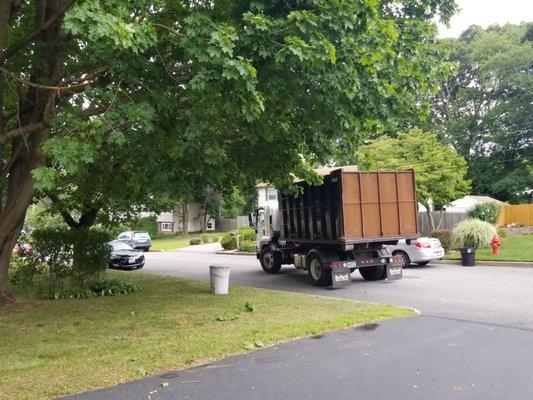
<box><xmin>216</xmin><ymin>250</ymin><xmax>256</xmax><ymax>256</ymax></box>
<box><xmin>434</xmin><ymin>260</ymin><xmax>533</xmax><ymax>268</ymax></box>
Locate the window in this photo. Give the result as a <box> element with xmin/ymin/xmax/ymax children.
<box><xmin>118</xmin><ymin>232</ymin><xmax>130</xmax><ymax>239</ymax></box>
<box><xmin>267</xmin><ymin>188</ymin><xmax>277</xmax><ymax>201</ymax></box>
<box><xmin>207</xmin><ymin>221</ymin><xmax>213</xmax><ymax>229</ymax></box>
<box><xmin>160</xmin><ymin>222</ymin><xmax>172</xmax><ymax>232</ymax></box>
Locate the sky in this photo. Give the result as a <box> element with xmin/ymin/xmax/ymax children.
<box><xmin>438</xmin><ymin>0</ymin><xmax>533</xmax><ymax>38</ymax></box>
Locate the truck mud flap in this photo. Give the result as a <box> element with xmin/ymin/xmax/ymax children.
<box><xmin>386</xmin><ymin>264</ymin><xmax>402</xmax><ymax>281</ymax></box>
<box><xmin>331</xmin><ymin>268</ymin><xmax>351</xmax><ymax>288</ymax></box>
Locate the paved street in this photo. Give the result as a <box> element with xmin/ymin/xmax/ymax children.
<box><xmin>140</xmin><ymin>243</ymin><xmax>533</xmax><ymax>329</ymax></box>
<box><xmin>65</xmin><ymin>244</ymin><xmax>533</xmax><ymax>400</ymax></box>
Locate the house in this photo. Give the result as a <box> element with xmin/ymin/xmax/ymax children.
<box><xmin>155</xmin><ymin>204</ymin><xmax>215</xmax><ymax>235</ymax></box>
<box><xmin>444</xmin><ymin>195</ymin><xmax>503</xmax><ymax>213</ymax></box>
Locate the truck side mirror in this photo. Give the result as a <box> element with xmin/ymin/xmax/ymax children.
<box><xmin>248</xmin><ymin>212</ymin><xmax>254</xmax><ymax>228</ymax></box>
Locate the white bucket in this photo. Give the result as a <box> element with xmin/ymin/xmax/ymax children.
<box><xmin>209</xmin><ymin>265</ymin><xmax>231</xmax><ymax>294</ymax></box>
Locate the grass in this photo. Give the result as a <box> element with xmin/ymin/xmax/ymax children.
<box><xmin>445</xmin><ymin>234</ymin><xmax>533</xmax><ymax>262</ymax></box>
<box><xmin>151</xmin><ymin>232</ymin><xmax>221</xmax><ymax>251</ymax></box>
<box><xmin>1</xmin><ymin>271</ymin><xmax>413</xmax><ymax>400</ymax></box>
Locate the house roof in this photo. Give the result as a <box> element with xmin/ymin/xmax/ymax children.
<box><xmin>446</xmin><ymin>195</ymin><xmax>504</xmax><ymax>208</ymax></box>
<box><xmin>467</xmin><ymin>195</ymin><xmax>504</xmax><ymax>204</ymax></box>
<box><xmin>256</xmin><ymin>165</ymin><xmax>358</xmax><ymax>188</ymax></box>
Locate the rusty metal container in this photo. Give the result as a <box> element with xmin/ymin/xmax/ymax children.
<box><xmin>278</xmin><ymin>168</ymin><xmax>418</xmax><ymax>244</ymax></box>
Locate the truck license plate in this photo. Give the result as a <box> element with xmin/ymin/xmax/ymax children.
<box><xmin>387</xmin><ymin>265</ymin><xmax>402</xmax><ymax>281</ymax></box>
<box><xmin>331</xmin><ymin>268</ymin><xmax>351</xmax><ymax>288</ymax></box>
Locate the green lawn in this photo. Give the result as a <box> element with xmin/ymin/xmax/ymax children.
<box><xmin>445</xmin><ymin>234</ymin><xmax>533</xmax><ymax>262</ymax></box>
<box><xmin>151</xmin><ymin>232</ymin><xmax>221</xmax><ymax>251</ymax></box>
<box><xmin>0</xmin><ymin>271</ymin><xmax>413</xmax><ymax>400</ymax></box>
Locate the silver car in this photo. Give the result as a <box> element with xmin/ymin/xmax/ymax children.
<box><xmin>387</xmin><ymin>237</ymin><xmax>444</xmax><ymax>268</ymax></box>
<box><xmin>116</xmin><ymin>231</ymin><xmax>152</xmax><ymax>251</ymax></box>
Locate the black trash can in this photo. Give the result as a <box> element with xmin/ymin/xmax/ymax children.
<box><xmin>460</xmin><ymin>247</ymin><xmax>476</xmax><ymax>266</ymax></box>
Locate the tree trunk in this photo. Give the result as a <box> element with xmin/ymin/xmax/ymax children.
<box><xmin>0</xmin><ymin>1</ymin><xmax>64</xmax><ymax>301</ymax></box>
<box><xmin>181</xmin><ymin>204</ymin><xmax>189</xmax><ymax>236</ymax></box>
<box><xmin>0</xmin><ymin>148</ymin><xmax>42</xmax><ymax>303</ymax></box>
<box><xmin>426</xmin><ymin>209</ymin><xmax>436</xmax><ymax>232</ymax></box>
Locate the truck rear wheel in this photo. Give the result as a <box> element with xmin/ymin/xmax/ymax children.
<box><xmin>307</xmin><ymin>253</ymin><xmax>332</xmax><ymax>287</ymax></box>
<box><xmin>359</xmin><ymin>265</ymin><xmax>387</xmax><ymax>281</ymax></box>
<box><xmin>260</xmin><ymin>248</ymin><xmax>282</xmax><ymax>273</ymax></box>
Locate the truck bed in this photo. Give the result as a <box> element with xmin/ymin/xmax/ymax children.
<box><xmin>278</xmin><ymin>168</ymin><xmax>418</xmax><ymax>244</ymax></box>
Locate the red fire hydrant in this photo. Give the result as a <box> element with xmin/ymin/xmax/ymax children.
<box><xmin>491</xmin><ymin>235</ymin><xmax>501</xmax><ymax>255</ymax></box>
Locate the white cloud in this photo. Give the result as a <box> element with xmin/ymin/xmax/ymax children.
<box><xmin>438</xmin><ymin>0</ymin><xmax>533</xmax><ymax>38</ymax></box>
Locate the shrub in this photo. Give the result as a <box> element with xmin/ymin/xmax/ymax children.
<box><xmin>9</xmin><ymin>254</ymin><xmax>39</xmax><ymax>288</ymax></box>
<box><xmin>31</xmin><ymin>227</ymin><xmax>74</xmax><ymax>285</ymax></box>
<box><xmin>467</xmin><ymin>203</ymin><xmax>501</xmax><ymax>224</ymax></box>
<box><xmin>70</xmin><ymin>228</ymin><xmax>112</xmax><ymax>287</ymax></box>
<box><xmin>107</xmin><ymin>224</ymin><xmax>130</xmax><ymax>239</ymax></box>
<box><xmin>237</xmin><ymin>227</ymin><xmax>256</xmax><ymax>241</ymax></box>
<box><xmin>452</xmin><ymin>218</ymin><xmax>497</xmax><ymax>249</ymax></box>
<box><xmin>238</xmin><ymin>241</ymin><xmax>256</xmax><ymax>253</ymax></box>
<box><xmin>189</xmin><ymin>238</ymin><xmax>201</xmax><ymax>245</ymax></box>
<box><xmin>200</xmin><ymin>234</ymin><xmax>210</xmax><ymax>243</ymax></box>
<box><xmin>220</xmin><ymin>233</ymin><xmax>237</xmax><ymax>250</ymax></box>
<box><xmin>210</xmin><ymin>236</ymin><xmax>219</xmax><ymax>242</ymax></box>
<box><xmin>429</xmin><ymin>229</ymin><xmax>453</xmax><ymax>251</ymax></box>
<box><xmin>497</xmin><ymin>227</ymin><xmax>507</xmax><ymax>238</ymax></box>
<box><xmin>88</xmin><ymin>278</ymin><xmax>142</xmax><ymax>296</ymax></box>
<box><xmin>132</xmin><ymin>216</ymin><xmax>158</xmax><ymax>238</ymax></box>
<box><xmin>30</xmin><ymin>227</ymin><xmax>111</xmax><ymax>289</ymax></box>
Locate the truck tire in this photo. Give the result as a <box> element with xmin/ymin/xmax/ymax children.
<box><xmin>359</xmin><ymin>265</ymin><xmax>387</xmax><ymax>281</ymax></box>
<box><xmin>307</xmin><ymin>253</ymin><xmax>332</xmax><ymax>287</ymax></box>
<box><xmin>260</xmin><ymin>247</ymin><xmax>282</xmax><ymax>273</ymax></box>
<box><xmin>392</xmin><ymin>250</ymin><xmax>410</xmax><ymax>268</ymax></box>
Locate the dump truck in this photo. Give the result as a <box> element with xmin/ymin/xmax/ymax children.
<box><xmin>251</xmin><ymin>167</ymin><xmax>419</xmax><ymax>287</ymax></box>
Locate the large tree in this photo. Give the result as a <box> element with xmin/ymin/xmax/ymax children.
<box><xmin>0</xmin><ymin>0</ymin><xmax>456</xmax><ymax>302</ymax></box>
<box><xmin>357</xmin><ymin>128</ymin><xmax>470</xmax><ymax>231</ymax></box>
<box><xmin>431</xmin><ymin>23</ymin><xmax>533</xmax><ymax>203</ymax></box>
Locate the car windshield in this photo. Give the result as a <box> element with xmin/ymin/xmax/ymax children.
<box><xmin>111</xmin><ymin>241</ymin><xmax>133</xmax><ymax>251</ymax></box>
<box><xmin>134</xmin><ymin>232</ymin><xmax>150</xmax><ymax>239</ymax></box>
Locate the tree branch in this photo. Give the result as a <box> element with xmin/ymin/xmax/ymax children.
<box><xmin>0</xmin><ymin>121</ymin><xmax>48</xmax><ymax>144</ymax></box>
<box><xmin>0</xmin><ymin>66</ymin><xmax>97</xmax><ymax>92</ymax></box>
<box><xmin>0</xmin><ymin>0</ymin><xmax>78</xmax><ymax>62</ymax></box>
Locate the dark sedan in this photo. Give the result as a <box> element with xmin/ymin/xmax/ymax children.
<box><xmin>108</xmin><ymin>240</ymin><xmax>145</xmax><ymax>269</ymax></box>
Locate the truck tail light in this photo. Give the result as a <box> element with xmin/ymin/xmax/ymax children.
<box><xmin>415</xmin><ymin>242</ymin><xmax>431</xmax><ymax>249</ymax></box>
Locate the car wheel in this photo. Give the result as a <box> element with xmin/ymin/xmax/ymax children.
<box><xmin>359</xmin><ymin>265</ymin><xmax>387</xmax><ymax>281</ymax></box>
<box><xmin>392</xmin><ymin>250</ymin><xmax>410</xmax><ymax>268</ymax></box>
<box><xmin>307</xmin><ymin>253</ymin><xmax>332</xmax><ymax>287</ymax></box>
<box><xmin>137</xmin><ymin>264</ymin><xmax>144</xmax><ymax>269</ymax></box>
<box><xmin>416</xmin><ymin>261</ymin><xmax>430</xmax><ymax>266</ymax></box>
<box><xmin>259</xmin><ymin>247</ymin><xmax>282</xmax><ymax>273</ymax></box>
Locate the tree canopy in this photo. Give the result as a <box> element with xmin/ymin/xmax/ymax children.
<box><xmin>0</xmin><ymin>0</ymin><xmax>457</xmax><ymax>301</ymax></box>
<box><xmin>430</xmin><ymin>23</ymin><xmax>533</xmax><ymax>203</ymax></box>
<box><xmin>356</xmin><ymin>128</ymin><xmax>470</xmax><ymax>230</ymax></box>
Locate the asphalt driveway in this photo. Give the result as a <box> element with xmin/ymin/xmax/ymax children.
<box><xmin>64</xmin><ymin>316</ymin><xmax>533</xmax><ymax>400</ymax></box>
<box><xmin>141</xmin><ymin>244</ymin><xmax>533</xmax><ymax>330</ymax></box>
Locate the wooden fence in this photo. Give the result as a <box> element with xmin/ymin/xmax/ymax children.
<box><xmin>498</xmin><ymin>204</ymin><xmax>533</xmax><ymax>226</ymax></box>
<box><xmin>418</xmin><ymin>211</ymin><xmax>467</xmax><ymax>235</ymax></box>
<box><xmin>218</xmin><ymin>216</ymin><xmax>249</xmax><ymax>232</ymax></box>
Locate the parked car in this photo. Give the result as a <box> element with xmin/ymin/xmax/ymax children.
<box><xmin>108</xmin><ymin>240</ymin><xmax>145</xmax><ymax>269</ymax></box>
<box><xmin>12</xmin><ymin>241</ymin><xmax>33</xmax><ymax>256</ymax></box>
<box><xmin>116</xmin><ymin>231</ymin><xmax>152</xmax><ymax>251</ymax></box>
<box><xmin>386</xmin><ymin>237</ymin><xmax>444</xmax><ymax>268</ymax></box>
